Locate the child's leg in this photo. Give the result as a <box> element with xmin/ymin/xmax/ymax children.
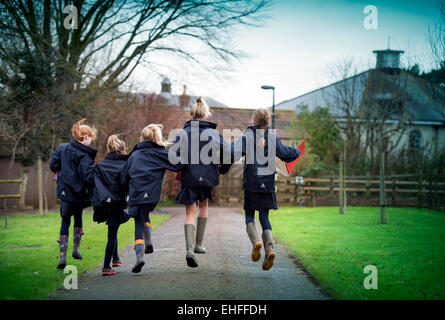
<box><xmin>72</xmin><ymin>210</ymin><xmax>84</xmax><ymax>259</ymax></box>
<box><xmin>144</xmin><ymin>213</ymin><xmax>153</xmax><ymax>254</ymax></box>
<box><xmin>195</xmin><ymin>200</ymin><xmax>208</xmax><ymax>254</ymax></box>
<box><xmin>60</xmin><ymin>216</ymin><xmax>71</xmax><ymax>236</ymax></box>
<box><xmin>258</xmin><ymin>209</ymin><xmax>272</xmax><ymax>231</ymax></box>
<box><xmin>184</xmin><ymin>203</ymin><xmax>198</xmax><ymax>267</ymax></box>
<box><xmin>258</xmin><ymin>209</ymin><xmax>275</xmax><ymax>271</ymax></box>
<box><xmin>132</xmin><ymin>215</ymin><xmax>145</xmax><ymax>273</ymax></box>
<box><xmin>57</xmin><ymin>215</ymin><xmax>71</xmax><ymax>269</ymax></box>
<box><xmin>103</xmin><ymin>225</ymin><xmax>119</xmax><ymax>269</ymax></box>
<box><xmin>245</xmin><ymin>209</ymin><xmax>262</xmax><ymax>262</ymax></box>
<box><xmin>112</xmin><ymin>229</ymin><xmax>120</xmax><ymax>262</ymax></box>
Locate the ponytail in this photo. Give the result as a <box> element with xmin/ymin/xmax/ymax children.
<box><xmin>190</xmin><ymin>96</ymin><xmax>212</xmax><ymax>120</ymax></box>
<box><xmin>107</xmin><ymin>134</ymin><xmax>126</xmax><ymax>154</ymax></box>
<box><xmin>141</xmin><ymin>124</ymin><xmax>170</xmax><ymax>147</ymax></box>
<box><xmin>252</xmin><ymin>109</ymin><xmax>271</xmax><ymax>148</ymax></box>
<box><xmin>71</xmin><ymin>119</ymin><xmax>97</xmax><ymax>142</ymax></box>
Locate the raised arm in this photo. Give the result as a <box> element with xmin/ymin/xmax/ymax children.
<box><xmin>276</xmin><ymin>137</ymin><xmax>300</xmax><ymax>163</ymax></box>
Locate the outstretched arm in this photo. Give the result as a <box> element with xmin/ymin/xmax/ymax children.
<box><xmin>276</xmin><ymin>137</ymin><xmax>300</xmax><ymax>162</ymax></box>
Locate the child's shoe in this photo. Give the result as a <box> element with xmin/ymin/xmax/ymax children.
<box><xmin>102</xmin><ymin>268</ymin><xmax>117</xmax><ymax>276</ymax></box>
<box><xmin>262</xmin><ymin>230</ymin><xmax>276</xmax><ymax>271</ymax></box>
<box><xmin>112</xmin><ymin>260</ymin><xmax>122</xmax><ymax>267</ymax></box>
<box><xmin>246</xmin><ymin>222</ymin><xmax>262</xmax><ymax>262</ymax></box>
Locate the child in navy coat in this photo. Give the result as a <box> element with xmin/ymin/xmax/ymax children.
<box><xmin>220</xmin><ymin>109</ymin><xmax>301</xmax><ymax>271</ymax></box>
<box><xmin>49</xmin><ymin>119</ymin><xmax>97</xmax><ymax>269</ymax></box>
<box><xmin>171</xmin><ymin>97</ymin><xmax>229</xmax><ymax>268</ymax></box>
<box><xmin>93</xmin><ymin>135</ymin><xmax>130</xmax><ymax>276</ymax></box>
<box><xmin>121</xmin><ymin>124</ymin><xmax>182</xmax><ymax>273</ymax></box>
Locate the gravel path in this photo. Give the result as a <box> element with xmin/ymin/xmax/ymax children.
<box><xmin>53</xmin><ymin>207</ymin><xmax>329</xmax><ymax>300</ymax></box>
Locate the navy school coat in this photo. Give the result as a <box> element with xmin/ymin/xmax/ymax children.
<box><xmin>220</xmin><ymin>126</ymin><xmax>300</xmax><ymax>193</ymax></box>
<box><xmin>170</xmin><ymin>120</ymin><xmax>230</xmax><ymax>187</ymax></box>
<box><xmin>121</xmin><ymin>140</ymin><xmax>182</xmax><ymax>206</ymax></box>
<box><xmin>92</xmin><ymin>153</ymin><xmax>129</xmax><ymax>208</ymax></box>
<box><xmin>49</xmin><ymin>136</ymin><xmax>98</xmax><ymax>206</ymax></box>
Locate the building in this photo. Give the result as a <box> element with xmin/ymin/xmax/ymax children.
<box><xmin>275</xmin><ymin>49</ymin><xmax>445</xmax><ymax>156</ymax></box>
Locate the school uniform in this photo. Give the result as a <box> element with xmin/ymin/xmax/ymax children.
<box><xmin>221</xmin><ymin>125</ymin><xmax>301</xmax><ymax>211</ymax></box>
<box><xmin>172</xmin><ymin>120</ymin><xmax>228</xmax><ymax>205</ymax></box>
<box><xmin>92</xmin><ymin>153</ymin><xmax>130</xmax><ymax>227</ymax></box>
<box><xmin>49</xmin><ymin>136</ymin><xmax>97</xmax><ymax>216</ymax></box>
<box><xmin>121</xmin><ymin>140</ymin><xmax>182</xmax><ymax>218</ymax></box>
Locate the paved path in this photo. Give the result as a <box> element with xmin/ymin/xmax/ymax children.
<box><xmin>54</xmin><ymin>207</ymin><xmax>329</xmax><ymax>300</ymax></box>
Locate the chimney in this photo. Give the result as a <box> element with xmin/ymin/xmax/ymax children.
<box><xmin>179</xmin><ymin>85</ymin><xmax>190</xmax><ymax>109</ymax></box>
<box><xmin>373</xmin><ymin>49</ymin><xmax>404</xmax><ymax>69</ymax></box>
<box><xmin>161</xmin><ymin>77</ymin><xmax>172</xmax><ymax>93</ymax></box>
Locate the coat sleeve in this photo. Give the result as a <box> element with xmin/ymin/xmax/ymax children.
<box><xmin>120</xmin><ymin>157</ymin><xmax>131</xmax><ymax>191</ymax></box>
<box><xmin>77</xmin><ymin>154</ymin><xmax>95</xmax><ymax>186</ymax></box>
<box><xmin>276</xmin><ymin>137</ymin><xmax>300</xmax><ymax>162</ymax></box>
<box><xmin>219</xmin><ymin>135</ymin><xmax>246</xmax><ymax>175</ymax></box>
<box><xmin>159</xmin><ymin>148</ymin><xmax>183</xmax><ymax>172</ymax></box>
<box><xmin>49</xmin><ymin>146</ymin><xmax>62</xmax><ymax>173</ymax></box>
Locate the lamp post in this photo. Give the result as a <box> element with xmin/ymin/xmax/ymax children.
<box><xmin>261</xmin><ymin>85</ymin><xmax>275</xmax><ymax>129</ymax></box>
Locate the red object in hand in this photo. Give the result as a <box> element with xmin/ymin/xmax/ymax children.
<box><xmin>176</xmin><ymin>171</ymin><xmax>182</xmax><ymax>181</ymax></box>
<box><xmin>286</xmin><ymin>140</ymin><xmax>305</xmax><ymax>174</ymax></box>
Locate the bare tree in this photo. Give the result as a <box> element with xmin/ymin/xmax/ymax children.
<box><xmin>0</xmin><ymin>0</ymin><xmax>270</xmax><ymax>164</ymax></box>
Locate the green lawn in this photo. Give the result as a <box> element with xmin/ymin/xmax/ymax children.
<box><xmin>0</xmin><ymin>210</ymin><xmax>170</xmax><ymax>300</ymax></box>
<box><xmin>270</xmin><ymin>206</ymin><xmax>445</xmax><ymax>300</ymax></box>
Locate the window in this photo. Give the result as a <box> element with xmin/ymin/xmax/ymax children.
<box><xmin>408</xmin><ymin>129</ymin><xmax>422</xmax><ymax>151</ymax></box>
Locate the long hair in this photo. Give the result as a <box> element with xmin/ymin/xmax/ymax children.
<box><xmin>141</xmin><ymin>124</ymin><xmax>170</xmax><ymax>147</ymax></box>
<box><xmin>252</xmin><ymin>108</ymin><xmax>271</xmax><ymax>148</ymax></box>
<box><xmin>71</xmin><ymin>119</ymin><xmax>97</xmax><ymax>142</ymax></box>
<box><xmin>190</xmin><ymin>96</ymin><xmax>212</xmax><ymax>120</ymax></box>
<box><xmin>107</xmin><ymin>134</ymin><xmax>126</xmax><ymax>154</ymax></box>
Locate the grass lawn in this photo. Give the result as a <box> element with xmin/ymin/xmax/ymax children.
<box><xmin>270</xmin><ymin>206</ymin><xmax>445</xmax><ymax>300</ymax></box>
<box><xmin>0</xmin><ymin>210</ymin><xmax>170</xmax><ymax>300</ymax></box>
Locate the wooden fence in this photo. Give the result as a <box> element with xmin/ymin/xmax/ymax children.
<box><xmin>214</xmin><ymin>170</ymin><xmax>445</xmax><ymax>210</ymax></box>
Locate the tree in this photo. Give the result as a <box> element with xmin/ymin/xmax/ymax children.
<box><xmin>0</xmin><ymin>0</ymin><xmax>270</xmax><ymax>164</ymax></box>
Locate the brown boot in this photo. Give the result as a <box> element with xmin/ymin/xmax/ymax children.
<box><xmin>57</xmin><ymin>235</ymin><xmax>68</xmax><ymax>269</ymax></box>
<box><xmin>246</xmin><ymin>222</ymin><xmax>262</xmax><ymax>262</ymax></box>
<box><xmin>262</xmin><ymin>230</ymin><xmax>276</xmax><ymax>271</ymax></box>
<box><xmin>72</xmin><ymin>227</ymin><xmax>84</xmax><ymax>259</ymax></box>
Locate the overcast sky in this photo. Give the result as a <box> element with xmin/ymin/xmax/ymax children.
<box><xmin>130</xmin><ymin>0</ymin><xmax>441</xmax><ymax>109</ymax></box>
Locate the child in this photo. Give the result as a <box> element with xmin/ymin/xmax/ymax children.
<box><xmin>49</xmin><ymin>119</ymin><xmax>98</xmax><ymax>269</ymax></box>
<box><xmin>92</xmin><ymin>135</ymin><xmax>130</xmax><ymax>276</ymax></box>
<box><xmin>220</xmin><ymin>109</ymin><xmax>300</xmax><ymax>271</ymax></box>
<box><xmin>171</xmin><ymin>97</ymin><xmax>228</xmax><ymax>268</ymax></box>
<box><xmin>121</xmin><ymin>124</ymin><xmax>182</xmax><ymax>273</ymax></box>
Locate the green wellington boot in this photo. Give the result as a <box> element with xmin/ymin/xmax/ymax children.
<box><xmin>72</xmin><ymin>227</ymin><xmax>84</xmax><ymax>259</ymax></box>
<box><xmin>262</xmin><ymin>230</ymin><xmax>276</xmax><ymax>271</ymax></box>
<box><xmin>132</xmin><ymin>240</ymin><xmax>145</xmax><ymax>273</ymax></box>
<box><xmin>194</xmin><ymin>217</ymin><xmax>207</xmax><ymax>254</ymax></box>
<box><xmin>246</xmin><ymin>222</ymin><xmax>262</xmax><ymax>262</ymax></box>
<box><xmin>184</xmin><ymin>224</ymin><xmax>198</xmax><ymax>268</ymax></box>
<box><xmin>144</xmin><ymin>222</ymin><xmax>154</xmax><ymax>254</ymax></box>
<box><xmin>57</xmin><ymin>235</ymin><xmax>69</xmax><ymax>269</ymax></box>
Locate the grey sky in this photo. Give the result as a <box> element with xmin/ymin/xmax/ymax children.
<box><xmin>132</xmin><ymin>0</ymin><xmax>441</xmax><ymax>109</ymax></box>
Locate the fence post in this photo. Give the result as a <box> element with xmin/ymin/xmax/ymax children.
<box><xmin>379</xmin><ymin>147</ymin><xmax>388</xmax><ymax>224</ymax></box>
<box><xmin>38</xmin><ymin>156</ymin><xmax>44</xmax><ymax>216</ymax></box>
<box><xmin>417</xmin><ymin>170</ymin><xmax>423</xmax><ymax>208</ymax></box>
<box><xmin>391</xmin><ymin>177</ymin><xmax>396</xmax><ymax>207</ymax></box>
<box><xmin>339</xmin><ymin>154</ymin><xmax>345</xmax><ymax>214</ymax></box>
<box><xmin>365</xmin><ymin>172</ymin><xmax>370</xmax><ymax>206</ymax></box>
<box><xmin>18</xmin><ymin>168</ymin><xmax>28</xmax><ymax>210</ymax></box>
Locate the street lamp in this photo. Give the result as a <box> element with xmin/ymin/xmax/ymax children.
<box><xmin>261</xmin><ymin>85</ymin><xmax>275</xmax><ymax>129</ymax></box>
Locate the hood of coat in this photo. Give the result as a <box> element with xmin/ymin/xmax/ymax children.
<box><xmin>183</xmin><ymin>120</ymin><xmax>217</xmax><ymax>130</ymax></box>
<box><xmin>104</xmin><ymin>153</ymin><xmax>129</xmax><ymax>161</ymax></box>
<box><xmin>69</xmin><ymin>136</ymin><xmax>98</xmax><ymax>158</ymax></box>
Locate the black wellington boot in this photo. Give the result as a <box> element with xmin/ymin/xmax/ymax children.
<box><xmin>144</xmin><ymin>222</ymin><xmax>154</xmax><ymax>254</ymax></box>
<box><xmin>72</xmin><ymin>227</ymin><xmax>84</xmax><ymax>259</ymax></box>
<box><xmin>57</xmin><ymin>235</ymin><xmax>68</xmax><ymax>269</ymax></box>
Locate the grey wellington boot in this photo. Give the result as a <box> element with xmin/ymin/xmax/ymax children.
<box><xmin>144</xmin><ymin>222</ymin><xmax>154</xmax><ymax>254</ymax></box>
<box><xmin>57</xmin><ymin>235</ymin><xmax>69</xmax><ymax>269</ymax></box>
<box><xmin>262</xmin><ymin>230</ymin><xmax>276</xmax><ymax>271</ymax></box>
<box><xmin>132</xmin><ymin>241</ymin><xmax>145</xmax><ymax>273</ymax></box>
<box><xmin>246</xmin><ymin>222</ymin><xmax>262</xmax><ymax>262</ymax></box>
<box><xmin>184</xmin><ymin>224</ymin><xmax>198</xmax><ymax>268</ymax></box>
<box><xmin>72</xmin><ymin>227</ymin><xmax>83</xmax><ymax>259</ymax></box>
<box><xmin>194</xmin><ymin>217</ymin><xmax>207</xmax><ymax>254</ymax></box>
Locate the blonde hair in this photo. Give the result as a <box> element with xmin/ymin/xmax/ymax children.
<box><xmin>107</xmin><ymin>134</ymin><xmax>126</xmax><ymax>154</ymax></box>
<box><xmin>71</xmin><ymin>119</ymin><xmax>97</xmax><ymax>142</ymax></box>
<box><xmin>252</xmin><ymin>109</ymin><xmax>271</xmax><ymax>148</ymax></box>
<box><xmin>141</xmin><ymin>124</ymin><xmax>170</xmax><ymax>147</ymax></box>
<box><xmin>190</xmin><ymin>97</ymin><xmax>212</xmax><ymax>120</ymax></box>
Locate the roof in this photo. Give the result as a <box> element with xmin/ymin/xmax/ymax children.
<box><xmin>275</xmin><ymin>69</ymin><xmax>445</xmax><ymax>125</ymax></box>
